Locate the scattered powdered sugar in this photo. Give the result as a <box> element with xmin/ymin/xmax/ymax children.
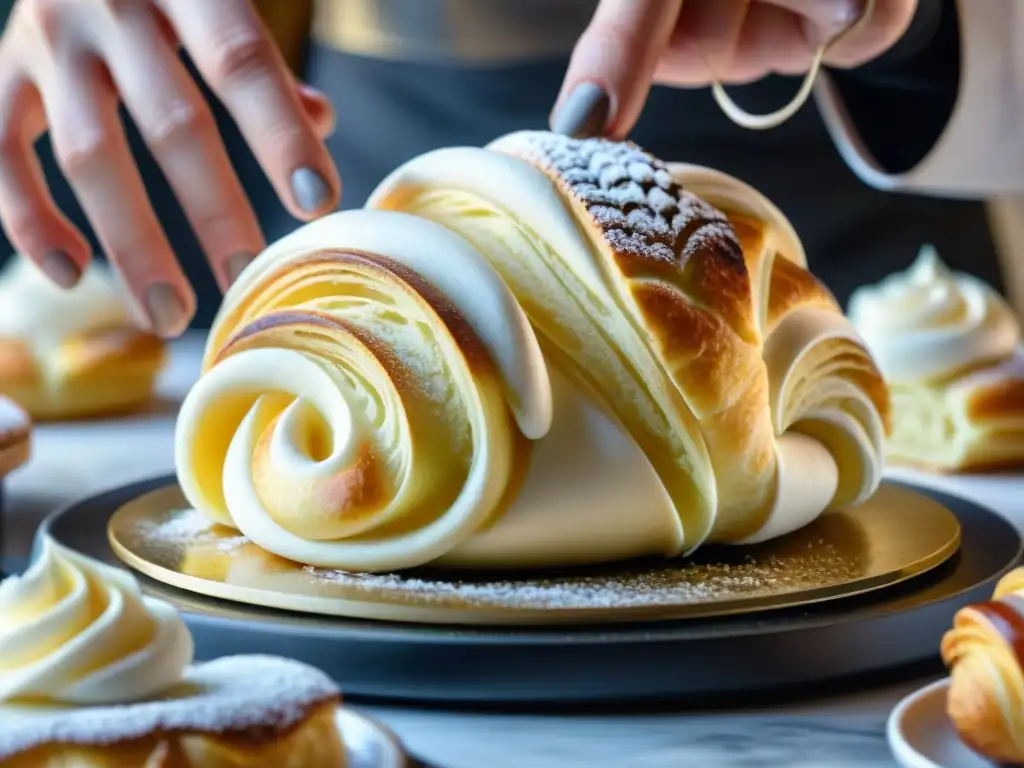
<box><xmin>0</xmin><ymin>655</ymin><xmax>340</xmax><ymax>759</ymax></box>
<box><xmin>131</xmin><ymin>506</ymin><xmax>864</xmax><ymax>615</ymax></box>
<box><xmin>504</xmin><ymin>131</ymin><xmax>743</xmax><ymax>270</ymax></box>
<box><xmin>142</xmin><ymin>508</ymin><xmax>248</xmax><ymax>554</ymax></box>
<box><xmin>298</xmin><ymin>538</ymin><xmax>858</xmax><ymax>612</ymax></box>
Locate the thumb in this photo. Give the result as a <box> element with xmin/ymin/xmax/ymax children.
<box><xmin>551</xmin><ymin>0</ymin><xmax>683</xmax><ymax>140</ymax></box>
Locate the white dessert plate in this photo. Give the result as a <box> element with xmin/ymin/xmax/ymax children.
<box><xmin>339</xmin><ymin>707</ymin><xmax>409</xmax><ymax>768</ymax></box>
<box><xmin>887</xmin><ymin>678</ymin><xmax>990</xmax><ymax>768</ymax></box>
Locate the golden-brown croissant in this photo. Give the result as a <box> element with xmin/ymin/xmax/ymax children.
<box><xmin>942</xmin><ymin>570</ymin><xmax>1024</xmax><ymax>763</ymax></box>
<box><xmin>849</xmin><ymin>246</ymin><xmax>1024</xmax><ymax>472</ymax></box>
<box><xmin>0</xmin><ymin>256</ymin><xmax>166</xmax><ymax>421</ymax></box>
<box><xmin>175</xmin><ymin>131</ymin><xmax>889</xmax><ymax>573</ymax></box>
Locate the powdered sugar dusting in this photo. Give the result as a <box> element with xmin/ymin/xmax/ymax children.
<box><xmin>300</xmin><ymin>538</ymin><xmax>859</xmax><ymax>612</ymax></box>
<box><xmin>502</xmin><ymin>131</ymin><xmax>742</xmax><ymax>270</ymax></box>
<box><xmin>0</xmin><ymin>655</ymin><xmax>339</xmax><ymax>759</ymax></box>
<box><xmin>143</xmin><ymin>508</ymin><xmax>247</xmax><ymax>554</ymax></box>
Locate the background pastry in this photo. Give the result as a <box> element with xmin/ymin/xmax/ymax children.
<box><xmin>942</xmin><ymin>567</ymin><xmax>1024</xmax><ymax>763</ymax></box>
<box><xmin>0</xmin><ymin>256</ymin><xmax>166</xmax><ymax>421</ymax></box>
<box><xmin>849</xmin><ymin>245</ymin><xmax>1024</xmax><ymax>472</ymax></box>
<box><xmin>0</xmin><ymin>395</ymin><xmax>29</xmax><ymax>480</ymax></box>
<box><xmin>176</xmin><ymin>132</ymin><xmax>888</xmax><ymax>574</ymax></box>
<box><xmin>0</xmin><ymin>540</ymin><xmax>345</xmax><ymax>767</ymax></box>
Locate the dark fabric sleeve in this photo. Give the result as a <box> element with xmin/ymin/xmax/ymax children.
<box><xmin>826</xmin><ymin>0</ymin><xmax>960</xmax><ymax>173</ymax></box>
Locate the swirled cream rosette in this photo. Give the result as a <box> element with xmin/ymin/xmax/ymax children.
<box><xmin>0</xmin><ymin>539</ymin><xmax>192</xmax><ymax>705</ymax></box>
<box><xmin>177</xmin><ymin>132</ymin><xmax>889</xmax><ymax>573</ymax></box>
<box><xmin>849</xmin><ymin>246</ymin><xmax>1024</xmax><ymax>471</ymax></box>
<box><xmin>0</xmin><ymin>543</ymin><xmax>349</xmax><ymax>766</ymax></box>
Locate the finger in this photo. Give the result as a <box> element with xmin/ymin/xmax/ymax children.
<box><xmin>676</xmin><ymin>0</ymin><xmax>751</xmax><ymax>73</ymax></box>
<box><xmin>653</xmin><ymin>0</ymin><xmax>760</xmax><ymax>88</ymax></box>
<box><xmin>297</xmin><ymin>82</ymin><xmax>335</xmax><ymax>139</ymax></box>
<box><xmin>42</xmin><ymin>53</ymin><xmax>194</xmax><ymax>336</ymax></box>
<box><xmin>158</xmin><ymin>0</ymin><xmax>340</xmax><ymax>218</ymax></box>
<box><xmin>766</xmin><ymin>0</ymin><xmax>916</xmax><ymax>66</ymax></box>
<box><xmin>97</xmin><ymin>6</ymin><xmax>264</xmax><ymax>291</ymax></box>
<box><xmin>730</xmin><ymin>3</ymin><xmax>817</xmax><ymax>81</ymax></box>
<box><xmin>551</xmin><ymin>0</ymin><xmax>683</xmax><ymax>139</ymax></box>
<box><xmin>0</xmin><ymin>70</ymin><xmax>90</xmax><ymax>287</ymax></box>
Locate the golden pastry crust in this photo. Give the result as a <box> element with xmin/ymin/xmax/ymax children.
<box><xmin>942</xmin><ymin>595</ymin><xmax>1024</xmax><ymax>763</ymax></box>
<box><xmin>0</xmin><ymin>324</ymin><xmax>166</xmax><ymax>421</ymax></box>
<box><xmin>2</xmin><ymin>703</ymin><xmax>343</xmax><ymax>768</ymax></box>
<box><xmin>359</xmin><ymin>132</ymin><xmax>891</xmax><ymax>556</ymax></box>
<box><xmin>491</xmin><ymin>134</ymin><xmax>890</xmax><ymax>539</ymax></box>
<box><xmin>883</xmin><ymin>369</ymin><xmax>1024</xmax><ymax>474</ymax></box>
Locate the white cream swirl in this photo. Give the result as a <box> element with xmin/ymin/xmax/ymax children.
<box><xmin>848</xmin><ymin>246</ymin><xmax>1020</xmax><ymax>381</ymax></box>
<box><xmin>0</xmin><ymin>539</ymin><xmax>193</xmax><ymax>704</ymax></box>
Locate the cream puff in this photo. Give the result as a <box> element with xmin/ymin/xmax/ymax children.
<box><xmin>849</xmin><ymin>245</ymin><xmax>1024</xmax><ymax>472</ymax></box>
<box><xmin>0</xmin><ymin>540</ymin><xmax>345</xmax><ymax>767</ymax></box>
<box><xmin>0</xmin><ymin>255</ymin><xmax>166</xmax><ymax>421</ymax></box>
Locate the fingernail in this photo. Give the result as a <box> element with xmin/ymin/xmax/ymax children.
<box><xmin>144</xmin><ymin>282</ymin><xmax>187</xmax><ymax>337</ymax></box>
<box><xmin>550</xmin><ymin>82</ymin><xmax>611</xmax><ymax>138</ymax></box>
<box><xmin>225</xmin><ymin>251</ymin><xmax>255</xmax><ymax>285</ymax></box>
<box><xmin>40</xmin><ymin>250</ymin><xmax>81</xmax><ymax>289</ymax></box>
<box><xmin>809</xmin><ymin>0</ymin><xmax>867</xmax><ymax>42</ymax></box>
<box><xmin>291</xmin><ymin>167</ymin><xmax>332</xmax><ymax>214</ymax></box>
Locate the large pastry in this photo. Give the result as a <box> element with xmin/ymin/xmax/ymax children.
<box><xmin>0</xmin><ymin>256</ymin><xmax>167</xmax><ymax>421</ymax></box>
<box><xmin>0</xmin><ymin>540</ymin><xmax>345</xmax><ymax>767</ymax></box>
<box><xmin>849</xmin><ymin>245</ymin><xmax>1024</xmax><ymax>472</ymax></box>
<box><xmin>942</xmin><ymin>567</ymin><xmax>1024</xmax><ymax>763</ymax></box>
<box><xmin>175</xmin><ymin>131</ymin><xmax>889</xmax><ymax>573</ymax></box>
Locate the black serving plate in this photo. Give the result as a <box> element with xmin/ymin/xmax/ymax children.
<box><xmin>37</xmin><ymin>476</ymin><xmax>1022</xmax><ymax>705</ymax></box>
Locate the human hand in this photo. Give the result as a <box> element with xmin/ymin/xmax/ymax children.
<box><xmin>0</xmin><ymin>0</ymin><xmax>340</xmax><ymax>336</ymax></box>
<box><xmin>551</xmin><ymin>0</ymin><xmax>918</xmax><ymax>138</ymax></box>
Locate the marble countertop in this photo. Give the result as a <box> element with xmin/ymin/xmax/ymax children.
<box><xmin>3</xmin><ymin>334</ymin><xmax>1021</xmax><ymax>768</ymax></box>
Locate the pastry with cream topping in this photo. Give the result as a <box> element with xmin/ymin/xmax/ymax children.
<box><xmin>175</xmin><ymin>131</ymin><xmax>888</xmax><ymax>573</ymax></box>
<box><xmin>849</xmin><ymin>245</ymin><xmax>1024</xmax><ymax>472</ymax></box>
<box><xmin>0</xmin><ymin>256</ymin><xmax>166</xmax><ymax>421</ymax></box>
<box><xmin>0</xmin><ymin>540</ymin><xmax>345</xmax><ymax>767</ymax></box>
<box><xmin>942</xmin><ymin>567</ymin><xmax>1024</xmax><ymax>763</ymax></box>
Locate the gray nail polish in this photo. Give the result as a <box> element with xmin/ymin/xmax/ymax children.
<box><xmin>291</xmin><ymin>167</ymin><xmax>332</xmax><ymax>214</ymax></box>
<box><xmin>40</xmin><ymin>251</ymin><xmax>81</xmax><ymax>289</ymax></box>
<box><xmin>144</xmin><ymin>283</ymin><xmax>188</xmax><ymax>338</ymax></box>
<box><xmin>551</xmin><ymin>82</ymin><xmax>611</xmax><ymax>138</ymax></box>
<box><xmin>225</xmin><ymin>252</ymin><xmax>256</xmax><ymax>286</ymax></box>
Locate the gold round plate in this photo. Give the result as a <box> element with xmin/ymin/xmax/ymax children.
<box><xmin>108</xmin><ymin>483</ymin><xmax>961</xmax><ymax>626</ymax></box>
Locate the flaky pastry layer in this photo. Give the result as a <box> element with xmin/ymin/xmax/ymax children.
<box><xmin>176</xmin><ymin>131</ymin><xmax>889</xmax><ymax>573</ymax></box>
<box><xmin>884</xmin><ymin>354</ymin><xmax>1024</xmax><ymax>472</ymax></box>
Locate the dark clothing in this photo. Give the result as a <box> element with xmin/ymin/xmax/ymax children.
<box><xmin>4</xmin><ymin>0</ymin><xmax>999</xmax><ymax>329</ymax></box>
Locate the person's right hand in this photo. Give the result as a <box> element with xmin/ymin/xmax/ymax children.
<box><xmin>0</xmin><ymin>0</ymin><xmax>340</xmax><ymax>336</ymax></box>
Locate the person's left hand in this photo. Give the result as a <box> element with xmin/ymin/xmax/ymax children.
<box><xmin>551</xmin><ymin>0</ymin><xmax>919</xmax><ymax>138</ymax></box>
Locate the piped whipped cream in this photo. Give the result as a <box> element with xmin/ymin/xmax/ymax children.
<box><xmin>848</xmin><ymin>245</ymin><xmax>1020</xmax><ymax>381</ymax></box>
<box><xmin>0</xmin><ymin>539</ymin><xmax>193</xmax><ymax>705</ymax></box>
<box><xmin>0</xmin><ymin>255</ymin><xmax>133</xmax><ymax>352</ymax></box>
